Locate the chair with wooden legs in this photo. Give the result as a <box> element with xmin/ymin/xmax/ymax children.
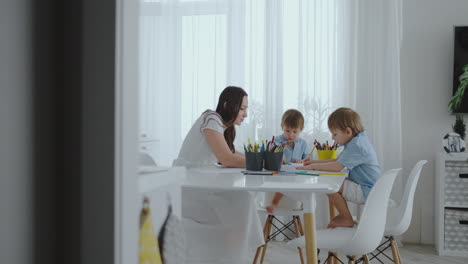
<box><xmin>369</xmin><ymin>160</ymin><xmax>427</xmax><ymax>264</ymax></box>
<box><xmin>288</xmin><ymin>169</ymin><xmax>401</xmax><ymax>264</ymax></box>
<box><xmin>253</xmin><ymin>208</ymin><xmax>305</xmax><ymax>264</ymax></box>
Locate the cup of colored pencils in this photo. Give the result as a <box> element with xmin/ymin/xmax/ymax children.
<box><xmin>314</xmin><ymin>140</ymin><xmax>338</xmax><ymax>160</ymax></box>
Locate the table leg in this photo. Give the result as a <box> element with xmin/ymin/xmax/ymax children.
<box><xmin>328</xmin><ymin>199</ymin><xmax>339</xmax><ymax>264</ymax></box>
<box><xmin>303</xmin><ymin>213</ymin><xmax>318</xmax><ymax>264</ymax></box>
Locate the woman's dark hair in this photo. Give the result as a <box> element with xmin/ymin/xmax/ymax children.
<box><xmin>215</xmin><ymin>86</ymin><xmax>248</xmax><ymax>153</ymax></box>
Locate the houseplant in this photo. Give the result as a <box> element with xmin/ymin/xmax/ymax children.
<box><xmin>453</xmin><ymin>114</ymin><xmax>466</xmax><ymax>140</ymax></box>
<box><xmin>448</xmin><ymin>64</ymin><xmax>468</xmax><ymax>112</ymax></box>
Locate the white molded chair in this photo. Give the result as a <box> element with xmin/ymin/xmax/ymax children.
<box><xmin>288</xmin><ymin>168</ymin><xmax>401</xmax><ymax>264</ymax></box>
<box><xmin>369</xmin><ymin>160</ymin><xmax>427</xmax><ymax>264</ymax></box>
<box><xmin>253</xmin><ymin>194</ymin><xmax>305</xmax><ymax>264</ymax></box>
<box><xmin>139</xmin><ymin>152</ymin><xmax>159</xmax><ymax>174</ymax></box>
<box><xmin>140</xmin><ymin>152</ymin><xmax>157</xmax><ymax>166</ymax></box>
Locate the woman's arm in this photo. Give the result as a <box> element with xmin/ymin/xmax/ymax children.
<box><xmin>235</xmin><ymin>151</ymin><xmax>245</xmax><ymax>157</ymax></box>
<box><xmin>204</xmin><ymin>129</ymin><xmax>245</xmax><ymax>168</ymax></box>
<box><xmin>298</xmin><ymin>160</ymin><xmax>344</xmax><ymax>172</ymax></box>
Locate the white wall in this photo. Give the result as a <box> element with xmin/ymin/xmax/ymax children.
<box><xmin>401</xmin><ymin>0</ymin><xmax>468</xmax><ymax>244</ymax></box>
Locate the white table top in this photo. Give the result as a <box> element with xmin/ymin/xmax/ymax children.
<box><xmin>182</xmin><ymin>166</ymin><xmax>346</xmax><ymax>193</ymax></box>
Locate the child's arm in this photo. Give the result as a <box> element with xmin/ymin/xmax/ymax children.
<box><xmin>303</xmin><ymin>158</ymin><xmax>337</xmax><ymax>165</ymax></box>
<box><xmin>271</xmin><ymin>192</ymin><xmax>283</xmax><ymax>205</ymax></box>
<box><xmin>266</xmin><ymin>192</ymin><xmax>284</xmax><ymax>213</ymax></box>
<box><xmin>298</xmin><ymin>160</ymin><xmax>344</xmax><ymax>172</ymax></box>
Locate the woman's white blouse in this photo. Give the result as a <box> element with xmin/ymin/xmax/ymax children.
<box><xmin>173</xmin><ymin>110</ymin><xmax>225</xmax><ymax>167</ymax></box>
<box><xmin>175</xmin><ymin>111</ymin><xmax>265</xmax><ymax>263</ymax></box>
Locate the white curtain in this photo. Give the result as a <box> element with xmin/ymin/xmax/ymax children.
<box><xmin>139</xmin><ymin>0</ymin><xmax>403</xmax><ymax>184</ymax></box>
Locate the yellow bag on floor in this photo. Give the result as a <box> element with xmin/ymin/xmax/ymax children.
<box><xmin>139</xmin><ymin>198</ymin><xmax>163</xmax><ymax>264</ymax></box>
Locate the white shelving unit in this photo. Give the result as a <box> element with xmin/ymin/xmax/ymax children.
<box><xmin>435</xmin><ymin>152</ymin><xmax>468</xmax><ymax>257</ymax></box>
<box><xmin>139</xmin><ymin>72</ymin><xmax>161</xmax><ymax>164</ymax></box>
<box><xmin>139</xmin><ymin>167</ymin><xmax>185</xmax><ymax>241</ymax></box>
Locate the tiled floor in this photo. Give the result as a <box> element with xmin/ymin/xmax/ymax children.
<box><xmin>259</xmin><ymin>241</ymin><xmax>468</xmax><ymax>264</ymax></box>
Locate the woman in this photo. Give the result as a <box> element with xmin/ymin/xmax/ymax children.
<box><xmin>174</xmin><ymin>86</ymin><xmax>248</xmax><ymax>167</ymax></box>
<box><xmin>174</xmin><ymin>86</ymin><xmax>264</xmax><ymax>263</ymax></box>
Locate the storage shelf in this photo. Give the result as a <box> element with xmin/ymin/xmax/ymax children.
<box><xmin>435</xmin><ymin>152</ymin><xmax>468</xmax><ymax>256</ymax></box>
<box><xmin>443</xmin><ymin>152</ymin><xmax>468</xmax><ymax>161</ymax></box>
<box><xmin>438</xmin><ymin>249</ymin><xmax>468</xmax><ymax>258</ymax></box>
<box><xmin>444</xmin><ymin>204</ymin><xmax>468</xmax><ymax>209</ymax></box>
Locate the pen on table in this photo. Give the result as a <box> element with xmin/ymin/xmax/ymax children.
<box><xmin>272</xmin><ymin>171</ymin><xmax>294</xmax><ymax>175</ymax></box>
<box><xmin>295</xmin><ymin>172</ymin><xmax>320</xmax><ymax>176</ymax></box>
<box><xmin>306</xmin><ymin>145</ymin><xmax>316</xmax><ymax>160</ymax></box>
<box><xmin>272</xmin><ymin>171</ymin><xmax>308</xmax><ymax>175</ymax></box>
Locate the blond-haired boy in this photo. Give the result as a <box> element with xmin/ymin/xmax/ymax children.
<box><xmin>299</xmin><ymin>107</ymin><xmax>381</xmax><ymax>228</ymax></box>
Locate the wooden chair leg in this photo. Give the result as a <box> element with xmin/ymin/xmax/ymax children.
<box><xmin>259</xmin><ymin>215</ymin><xmax>273</xmax><ymax>264</ymax></box>
<box><xmin>397</xmin><ymin>246</ymin><xmax>403</xmax><ymax>263</ymax></box>
<box><xmin>253</xmin><ymin>215</ymin><xmax>272</xmax><ymax>264</ymax></box>
<box><xmin>293</xmin><ymin>216</ymin><xmax>305</xmax><ymax>264</ymax></box>
<box><xmin>394</xmin><ymin>237</ymin><xmax>403</xmax><ymax>263</ymax></box>
<box><xmin>296</xmin><ymin>215</ymin><xmax>305</xmax><ymax>236</ymax></box>
<box><xmin>252</xmin><ymin>246</ymin><xmax>262</xmax><ymax>264</ymax></box>
<box><xmin>347</xmin><ymin>255</ymin><xmax>356</xmax><ymax>264</ymax></box>
<box><xmin>362</xmin><ymin>254</ymin><xmax>370</xmax><ymax>264</ymax></box>
<box><xmin>390</xmin><ymin>237</ymin><xmax>401</xmax><ymax>264</ymax></box>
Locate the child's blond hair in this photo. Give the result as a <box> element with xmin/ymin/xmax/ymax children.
<box><xmin>281</xmin><ymin>109</ymin><xmax>304</xmax><ymax>130</ymax></box>
<box><xmin>327</xmin><ymin>107</ymin><xmax>364</xmax><ymax>136</ymax></box>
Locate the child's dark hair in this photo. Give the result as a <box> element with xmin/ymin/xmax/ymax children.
<box><xmin>281</xmin><ymin>109</ymin><xmax>304</xmax><ymax>130</ymax></box>
<box><xmin>327</xmin><ymin>107</ymin><xmax>364</xmax><ymax>136</ymax></box>
<box><xmin>215</xmin><ymin>86</ymin><xmax>248</xmax><ymax>153</ymax></box>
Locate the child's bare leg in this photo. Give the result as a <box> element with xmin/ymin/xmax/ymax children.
<box><xmin>266</xmin><ymin>192</ymin><xmax>284</xmax><ymax>213</ymax></box>
<box><xmin>326</xmin><ymin>185</ymin><xmax>354</xmax><ymax>228</ymax></box>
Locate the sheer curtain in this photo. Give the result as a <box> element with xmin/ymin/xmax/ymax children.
<box><xmin>139</xmin><ymin>0</ymin><xmax>403</xmax><ymax>183</ymax></box>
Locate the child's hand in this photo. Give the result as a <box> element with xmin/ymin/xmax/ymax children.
<box><xmin>266</xmin><ymin>201</ymin><xmax>280</xmax><ymax>214</ymax></box>
<box><xmin>302</xmin><ymin>157</ymin><xmax>311</xmax><ymax>163</ymax></box>
<box><xmin>266</xmin><ymin>205</ymin><xmax>276</xmax><ymax>214</ymax></box>
<box><xmin>297</xmin><ymin>164</ymin><xmax>313</xmax><ymax>170</ymax></box>
<box><xmin>303</xmin><ymin>159</ymin><xmax>314</xmax><ymax>165</ymax></box>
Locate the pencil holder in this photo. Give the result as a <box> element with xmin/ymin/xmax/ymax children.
<box><xmin>264</xmin><ymin>152</ymin><xmax>283</xmax><ymax>171</ymax></box>
<box><xmin>245</xmin><ymin>152</ymin><xmax>264</xmax><ymax>171</ymax></box>
<box><xmin>317</xmin><ymin>150</ymin><xmax>337</xmax><ymax>160</ymax></box>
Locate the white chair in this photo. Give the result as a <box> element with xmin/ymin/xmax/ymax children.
<box><xmin>369</xmin><ymin>160</ymin><xmax>427</xmax><ymax>264</ymax></box>
<box><xmin>288</xmin><ymin>168</ymin><xmax>401</xmax><ymax>264</ymax></box>
<box><xmin>139</xmin><ymin>152</ymin><xmax>159</xmax><ymax>174</ymax></box>
<box><xmin>140</xmin><ymin>152</ymin><xmax>157</xmax><ymax>166</ymax></box>
<box><xmin>253</xmin><ymin>194</ymin><xmax>305</xmax><ymax>264</ymax></box>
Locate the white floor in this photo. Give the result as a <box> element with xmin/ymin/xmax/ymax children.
<box><xmin>258</xmin><ymin>241</ymin><xmax>468</xmax><ymax>264</ymax></box>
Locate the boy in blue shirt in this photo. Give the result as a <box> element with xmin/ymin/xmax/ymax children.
<box><xmin>299</xmin><ymin>107</ymin><xmax>381</xmax><ymax>228</ymax></box>
<box><xmin>274</xmin><ymin>109</ymin><xmax>310</xmax><ymax>163</ymax></box>
<box><xmin>266</xmin><ymin>109</ymin><xmax>310</xmax><ymax>213</ymax></box>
